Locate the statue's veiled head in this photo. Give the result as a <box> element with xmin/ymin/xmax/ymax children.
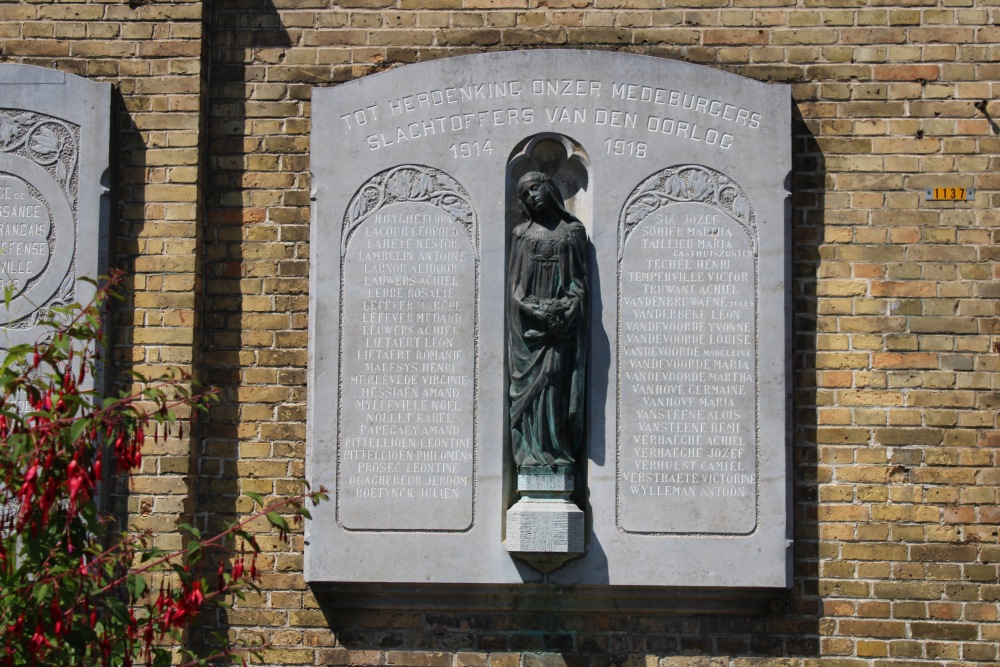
<box><xmin>517</xmin><ymin>171</ymin><xmax>576</xmax><ymax>223</ymax></box>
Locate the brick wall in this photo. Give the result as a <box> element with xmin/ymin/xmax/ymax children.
<box><xmin>1</xmin><ymin>0</ymin><xmax>207</xmax><ymax>548</ymax></box>
<box><xmin>4</xmin><ymin>0</ymin><xmax>1000</xmax><ymax>664</ymax></box>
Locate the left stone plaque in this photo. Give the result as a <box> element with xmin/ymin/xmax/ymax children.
<box><xmin>0</xmin><ymin>65</ymin><xmax>111</xmax><ymax>348</ymax></box>
<box><xmin>0</xmin><ymin>65</ymin><xmax>111</xmax><ymax>528</ymax></box>
<box><xmin>337</xmin><ymin>166</ymin><xmax>478</xmax><ymax>532</ymax></box>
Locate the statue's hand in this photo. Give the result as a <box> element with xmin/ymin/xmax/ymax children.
<box><xmin>541</xmin><ymin>309</ymin><xmax>563</xmax><ymax>333</ymax></box>
<box><xmin>523</xmin><ymin>297</ymin><xmax>579</xmax><ymax>337</ymax></box>
<box><xmin>557</xmin><ymin>297</ymin><xmax>576</xmax><ymax>321</ymax></box>
<box><xmin>530</xmin><ymin>299</ymin><xmax>563</xmax><ymax>334</ymax></box>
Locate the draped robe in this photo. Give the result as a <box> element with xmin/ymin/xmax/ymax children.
<box><xmin>507</xmin><ymin>219</ymin><xmax>588</xmax><ymax>470</ymax></box>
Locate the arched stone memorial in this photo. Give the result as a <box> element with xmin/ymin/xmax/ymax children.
<box><xmin>0</xmin><ymin>65</ymin><xmax>111</xmax><ymax>529</ymax></box>
<box><xmin>308</xmin><ymin>51</ymin><xmax>790</xmax><ymax>588</ymax></box>
<box><xmin>0</xmin><ymin>65</ymin><xmax>111</xmax><ymax>348</ymax></box>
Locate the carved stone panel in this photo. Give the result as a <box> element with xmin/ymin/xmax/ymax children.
<box><xmin>0</xmin><ymin>65</ymin><xmax>111</xmax><ymax>531</ymax></box>
<box><xmin>0</xmin><ymin>66</ymin><xmax>110</xmax><ymax>346</ymax></box>
<box><xmin>617</xmin><ymin>168</ymin><xmax>758</xmax><ymax>535</ymax></box>
<box><xmin>337</xmin><ymin>166</ymin><xmax>478</xmax><ymax>532</ymax></box>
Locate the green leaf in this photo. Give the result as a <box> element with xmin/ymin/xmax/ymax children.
<box><xmin>140</xmin><ymin>546</ymin><xmax>166</xmax><ymax>562</ymax></box>
<box><xmin>69</xmin><ymin>418</ymin><xmax>88</xmax><ymax>444</ymax></box>
<box><xmin>33</xmin><ymin>582</ymin><xmax>51</xmax><ymax>603</ymax></box>
<box><xmin>1</xmin><ymin>344</ymin><xmax>30</xmax><ymax>371</ymax></box>
<box><xmin>104</xmin><ymin>596</ymin><xmax>129</xmax><ymax>620</ymax></box>
<box><xmin>266</xmin><ymin>511</ymin><xmax>289</xmax><ymax>532</ymax></box>
<box><xmin>244</xmin><ymin>491</ymin><xmax>264</xmax><ymax>508</ymax></box>
<box><xmin>177</xmin><ymin>522</ymin><xmax>202</xmax><ymax>540</ymax></box>
<box><xmin>127</xmin><ymin>573</ymin><xmax>147</xmax><ymax>599</ymax></box>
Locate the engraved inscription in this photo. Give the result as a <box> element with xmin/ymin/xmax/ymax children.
<box><xmin>0</xmin><ymin>173</ymin><xmax>51</xmax><ymax>298</ymax></box>
<box><xmin>338</xmin><ymin>167</ymin><xmax>477</xmax><ymax>532</ymax></box>
<box><xmin>0</xmin><ymin>109</ymin><xmax>80</xmax><ymax>329</ymax></box>
<box><xmin>337</xmin><ymin>77</ymin><xmax>766</xmax><ymax>156</ymax></box>
<box><xmin>617</xmin><ymin>167</ymin><xmax>758</xmax><ymax>535</ymax></box>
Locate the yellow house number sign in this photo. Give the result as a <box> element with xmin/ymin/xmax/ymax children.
<box><xmin>925</xmin><ymin>187</ymin><xmax>975</xmax><ymax>201</ymax></box>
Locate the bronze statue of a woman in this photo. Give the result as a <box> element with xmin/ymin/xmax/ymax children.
<box><xmin>507</xmin><ymin>171</ymin><xmax>588</xmax><ymax>474</ymax></box>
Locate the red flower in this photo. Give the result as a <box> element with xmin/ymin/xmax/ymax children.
<box><xmin>29</xmin><ymin>624</ymin><xmax>50</xmax><ymax>650</ymax></box>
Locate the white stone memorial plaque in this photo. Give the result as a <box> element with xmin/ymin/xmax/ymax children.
<box><xmin>618</xmin><ymin>194</ymin><xmax>758</xmax><ymax>535</ymax></box>
<box><xmin>308</xmin><ymin>50</ymin><xmax>790</xmax><ymax>588</ymax></box>
<box><xmin>0</xmin><ymin>65</ymin><xmax>111</xmax><ymax>530</ymax></box>
<box><xmin>0</xmin><ymin>65</ymin><xmax>111</xmax><ymax>347</ymax></box>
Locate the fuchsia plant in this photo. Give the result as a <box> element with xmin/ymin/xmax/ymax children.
<box><xmin>0</xmin><ymin>272</ymin><xmax>326</xmax><ymax>666</ymax></box>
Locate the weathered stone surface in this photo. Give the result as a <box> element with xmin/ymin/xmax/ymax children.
<box><xmin>337</xmin><ymin>187</ymin><xmax>477</xmax><ymax>532</ymax></box>
<box><xmin>307</xmin><ymin>50</ymin><xmax>790</xmax><ymax>587</ymax></box>
<box><xmin>618</xmin><ymin>197</ymin><xmax>758</xmax><ymax>535</ymax></box>
<box><xmin>506</xmin><ymin>499</ymin><xmax>584</xmax><ymax>553</ymax></box>
<box><xmin>0</xmin><ymin>64</ymin><xmax>111</xmax><ymax>347</ymax></box>
<box><xmin>0</xmin><ymin>64</ymin><xmax>111</xmax><ymax>529</ymax></box>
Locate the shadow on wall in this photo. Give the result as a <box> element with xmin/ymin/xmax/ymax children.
<box><xmin>193</xmin><ymin>0</ymin><xmax>294</xmax><ymax>654</ymax></box>
<box><xmin>109</xmin><ymin>84</ymin><xmax>203</xmax><ymax>538</ymax></box>
<box><xmin>194</xmin><ymin>0</ymin><xmax>829</xmax><ymax>653</ymax></box>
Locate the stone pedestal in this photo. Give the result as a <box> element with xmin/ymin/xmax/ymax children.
<box><xmin>506</xmin><ymin>469</ymin><xmax>584</xmax><ymax>572</ymax></box>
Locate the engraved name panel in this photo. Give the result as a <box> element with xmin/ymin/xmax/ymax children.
<box><xmin>338</xmin><ymin>167</ymin><xmax>478</xmax><ymax>532</ymax></box>
<box><xmin>617</xmin><ymin>168</ymin><xmax>758</xmax><ymax>535</ymax></box>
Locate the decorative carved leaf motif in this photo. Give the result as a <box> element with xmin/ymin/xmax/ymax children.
<box><xmin>687</xmin><ymin>170</ymin><xmax>712</xmax><ymax>201</ymax></box>
<box><xmin>349</xmin><ymin>194</ymin><xmax>367</xmax><ymax>223</ymax></box>
<box><xmin>717</xmin><ymin>186</ymin><xmax>734</xmax><ymax>209</ymax></box>
<box><xmin>440</xmin><ymin>196</ymin><xmax>471</xmax><ymax>223</ymax></box>
<box><xmin>31</xmin><ymin>126</ymin><xmax>59</xmax><ymax>155</ymax></box>
<box><xmin>666</xmin><ymin>174</ymin><xmax>685</xmax><ymax>198</ymax></box>
<box><xmin>0</xmin><ymin>118</ymin><xmax>19</xmax><ymax>145</ymax></box>
<box><xmin>385</xmin><ymin>169</ymin><xmax>433</xmax><ymax>200</ymax></box>
<box><xmin>409</xmin><ymin>172</ymin><xmax>433</xmax><ymax>199</ymax></box>
<box><xmin>636</xmin><ymin>178</ymin><xmax>658</xmax><ymax>196</ymax></box>
<box><xmin>731</xmin><ymin>193</ymin><xmax>750</xmax><ymax>222</ymax></box>
<box><xmin>385</xmin><ymin>171</ymin><xmax>410</xmax><ymax>199</ymax></box>
<box><xmin>386</xmin><ymin>169</ymin><xmax>432</xmax><ymax>200</ymax></box>
<box><xmin>625</xmin><ymin>200</ymin><xmax>656</xmax><ymax>227</ymax></box>
<box><xmin>56</xmin><ymin>160</ymin><xmax>67</xmax><ymax>184</ymax></box>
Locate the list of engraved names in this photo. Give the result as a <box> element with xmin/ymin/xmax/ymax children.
<box><xmin>338</xmin><ymin>203</ymin><xmax>476</xmax><ymax>531</ymax></box>
<box><xmin>618</xmin><ymin>203</ymin><xmax>756</xmax><ymax>534</ymax></box>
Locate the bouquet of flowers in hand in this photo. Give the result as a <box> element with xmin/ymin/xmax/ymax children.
<box><xmin>523</xmin><ymin>295</ymin><xmax>574</xmax><ymax>338</ymax></box>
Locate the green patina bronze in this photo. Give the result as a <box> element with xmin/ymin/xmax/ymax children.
<box><xmin>507</xmin><ymin>171</ymin><xmax>588</xmax><ymax>475</ymax></box>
